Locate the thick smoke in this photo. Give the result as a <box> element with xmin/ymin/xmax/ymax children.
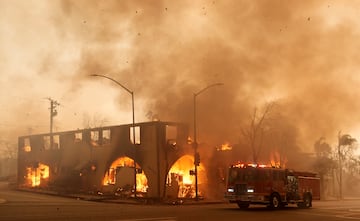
<box><xmin>1</xmin><ymin>0</ymin><xmax>360</xmax><ymax>158</ymax></box>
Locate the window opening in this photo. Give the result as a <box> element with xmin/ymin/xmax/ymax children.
<box><xmin>75</xmin><ymin>132</ymin><xmax>82</xmax><ymax>142</ymax></box>
<box><xmin>102</xmin><ymin>129</ymin><xmax>111</xmax><ymax>144</ymax></box>
<box><xmin>53</xmin><ymin>135</ymin><xmax>60</xmax><ymax>149</ymax></box>
<box><xmin>43</xmin><ymin>136</ymin><xmax>51</xmax><ymax>150</ymax></box>
<box><xmin>130</xmin><ymin>126</ymin><xmax>140</xmax><ymax>144</ymax></box>
<box><xmin>91</xmin><ymin>130</ymin><xmax>100</xmax><ymax>146</ymax></box>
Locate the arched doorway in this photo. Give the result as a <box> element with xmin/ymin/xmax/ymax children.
<box><xmin>102</xmin><ymin>156</ymin><xmax>148</xmax><ymax>196</ymax></box>
<box><xmin>167</xmin><ymin>154</ymin><xmax>206</xmax><ymax>198</ymax></box>
<box><xmin>26</xmin><ymin>162</ymin><xmax>50</xmax><ymax>187</ymax></box>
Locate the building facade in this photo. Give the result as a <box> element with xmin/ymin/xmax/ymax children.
<box><xmin>17</xmin><ymin>121</ymin><xmax>195</xmax><ymax>199</ymax></box>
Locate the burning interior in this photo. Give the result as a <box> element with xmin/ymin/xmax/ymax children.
<box><xmin>26</xmin><ymin>162</ymin><xmax>50</xmax><ymax>187</ymax></box>
<box><xmin>167</xmin><ymin>154</ymin><xmax>206</xmax><ymax>198</ymax></box>
<box><xmin>102</xmin><ymin>156</ymin><xmax>148</xmax><ymax>195</ymax></box>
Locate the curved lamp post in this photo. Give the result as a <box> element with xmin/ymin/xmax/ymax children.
<box><xmin>193</xmin><ymin>83</ymin><xmax>223</xmax><ymax>200</ymax></box>
<box><xmin>90</xmin><ymin>74</ymin><xmax>137</xmax><ymax>198</ymax></box>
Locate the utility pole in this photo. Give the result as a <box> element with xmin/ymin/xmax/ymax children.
<box><xmin>47</xmin><ymin>98</ymin><xmax>60</xmax><ymax>148</ymax></box>
<box><xmin>193</xmin><ymin>83</ymin><xmax>223</xmax><ymax>200</ymax></box>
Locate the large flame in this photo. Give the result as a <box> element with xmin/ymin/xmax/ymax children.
<box><xmin>102</xmin><ymin>156</ymin><xmax>148</xmax><ymax>193</ymax></box>
<box><xmin>168</xmin><ymin>154</ymin><xmax>206</xmax><ymax>198</ymax></box>
<box><xmin>26</xmin><ymin>163</ymin><xmax>49</xmax><ymax>187</ymax></box>
<box><xmin>270</xmin><ymin>151</ymin><xmax>286</xmax><ymax>168</ymax></box>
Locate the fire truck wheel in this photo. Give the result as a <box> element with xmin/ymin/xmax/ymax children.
<box><xmin>237</xmin><ymin>202</ymin><xmax>250</xmax><ymax>209</ymax></box>
<box><xmin>270</xmin><ymin>193</ymin><xmax>281</xmax><ymax>209</ymax></box>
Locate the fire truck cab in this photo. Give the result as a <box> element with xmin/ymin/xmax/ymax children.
<box><xmin>224</xmin><ymin>163</ymin><xmax>320</xmax><ymax>209</ymax></box>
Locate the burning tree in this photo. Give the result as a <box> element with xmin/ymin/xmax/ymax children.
<box><xmin>266</xmin><ymin>111</ymin><xmax>300</xmax><ymax>168</ymax></box>
<box><xmin>241</xmin><ymin>102</ymin><xmax>276</xmax><ymax>164</ymax></box>
<box><xmin>240</xmin><ymin>101</ymin><xmax>300</xmax><ymax>167</ymax></box>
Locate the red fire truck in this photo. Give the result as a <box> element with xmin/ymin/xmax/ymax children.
<box><xmin>224</xmin><ymin>163</ymin><xmax>320</xmax><ymax>209</ymax></box>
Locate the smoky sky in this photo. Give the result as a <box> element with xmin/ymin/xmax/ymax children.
<box><xmin>1</xmin><ymin>0</ymin><xmax>360</xmax><ymax>152</ymax></box>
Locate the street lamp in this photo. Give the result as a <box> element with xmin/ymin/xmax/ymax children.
<box><xmin>90</xmin><ymin>74</ymin><xmax>137</xmax><ymax>198</ymax></box>
<box><xmin>193</xmin><ymin>83</ymin><xmax>223</xmax><ymax>200</ymax></box>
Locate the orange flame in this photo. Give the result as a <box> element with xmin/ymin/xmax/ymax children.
<box><xmin>168</xmin><ymin>155</ymin><xmax>206</xmax><ymax>198</ymax></box>
<box><xmin>270</xmin><ymin>151</ymin><xmax>286</xmax><ymax>168</ymax></box>
<box><xmin>168</xmin><ymin>155</ymin><xmax>194</xmax><ymax>185</ymax></box>
<box><xmin>102</xmin><ymin>156</ymin><xmax>148</xmax><ymax>193</ymax></box>
<box><xmin>26</xmin><ymin>163</ymin><xmax>49</xmax><ymax>187</ymax></box>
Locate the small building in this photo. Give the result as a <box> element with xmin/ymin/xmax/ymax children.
<box><xmin>17</xmin><ymin>121</ymin><xmax>199</xmax><ymax>199</ymax></box>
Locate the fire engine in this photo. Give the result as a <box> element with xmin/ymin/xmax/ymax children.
<box><xmin>224</xmin><ymin>163</ymin><xmax>320</xmax><ymax>209</ymax></box>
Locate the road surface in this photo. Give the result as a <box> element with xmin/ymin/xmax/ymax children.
<box><xmin>1</xmin><ymin>182</ymin><xmax>360</xmax><ymax>221</ymax></box>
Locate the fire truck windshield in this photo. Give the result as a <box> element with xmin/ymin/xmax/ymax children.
<box><xmin>229</xmin><ymin>167</ymin><xmax>256</xmax><ymax>183</ymax></box>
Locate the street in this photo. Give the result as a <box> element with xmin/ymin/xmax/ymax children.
<box><xmin>1</xmin><ymin>182</ymin><xmax>360</xmax><ymax>221</ymax></box>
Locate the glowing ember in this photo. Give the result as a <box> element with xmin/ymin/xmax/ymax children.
<box><xmin>217</xmin><ymin>142</ymin><xmax>233</xmax><ymax>151</ymax></box>
<box><xmin>24</xmin><ymin>146</ymin><xmax>31</xmax><ymax>152</ymax></box>
<box><xmin>26</xmin><ymin>163</ymin><xmax>49</xmax><ymax>187</ymax></box>
<box><xmin>187</xmin><ymin>136</ymin><xmax>193</xmax><ymax>144</ymax></box>
<box><xmin>102</xmin><ymin>156</ymin><xmax>148</xmax><ymax>193</ymax></box>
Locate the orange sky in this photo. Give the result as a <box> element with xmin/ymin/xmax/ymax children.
<box><xmin>1</xmin><ymin>0</ymin><xmax>360</xmax><ymax>153</ymax></box>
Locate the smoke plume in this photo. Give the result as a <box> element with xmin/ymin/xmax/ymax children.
<box><xmin>1</xmin><ymin>0</ymin><xmax>360</xmax><ymax>156</ymax></box>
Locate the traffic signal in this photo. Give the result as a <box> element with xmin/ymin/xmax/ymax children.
<box><xmin>195</xmin><ymin>152</ymin><xmax>200</xmax><ymax>166</ymax></box>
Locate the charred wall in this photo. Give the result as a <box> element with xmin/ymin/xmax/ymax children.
<box><xmin>17</xmin><ymin>121</ymin><xmax>191</xmax><ymax>199</ymax></box>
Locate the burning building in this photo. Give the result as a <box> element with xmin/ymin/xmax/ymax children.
<box><xmin>17</xmin><ymin>121</ymin><xmax>205</xmax><ymax>199</ymax></box>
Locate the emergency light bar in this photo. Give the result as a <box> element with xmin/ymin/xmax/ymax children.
<box><xmin>231</xmin><ymin>162</ymin><xmax>281</xmax><ymax>169</ymax></box>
